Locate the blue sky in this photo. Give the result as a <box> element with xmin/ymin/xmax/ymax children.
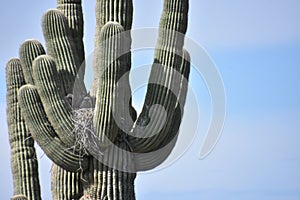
<box><xmin>1</xmin><ymin>0</ymin><xmax>300</xmax><ymax>200</ymax></box>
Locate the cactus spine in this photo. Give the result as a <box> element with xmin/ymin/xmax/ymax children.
<box><xmin>6</xmin><ymin>0</ymin><xmax>190</xmax><ymax>199</ymax></box>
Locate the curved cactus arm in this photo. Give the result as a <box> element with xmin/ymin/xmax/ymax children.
<box><xmin>145</xmin><ymin>50</ymin><xmax>190</xmax><ymax>150</ymax></box>
<box><xmin>133</xmin><ymin>49</ymin><xmax>190</xmax><ymax>171</ymax></box>
<box><xmin>93</xmin><ymin>22</ymin><xmax>127</xmax><ymax>147</ymax></box>
<box><xmin>158</xmin><ymin>49</ymin><xmax>190</xmax><ymax>145</ymax></box>
<box><xmin>18</xmin><ymin>85</ymin><xmax>88</xmax><ymax>172</ymax></box>
<box><xmin>6</xmin><ymin>59</ymin><xmax>41</xmax><ymax>200</ymax></box>
<box><xmin>57</xmin><ymin>0</ymin><xmax>85</xmax><ymax>66</ymax></box>
<box><xmin>32</xmin><ymin>55</ymin><xmax>75</xmax><ymax>147</ymax></box>
<box><xmin>42</xmin><ymin>9</ymin><xmax>86</xmax><ymax>96</ymax></box>
<box><xmin>51</xmin><ymin>164</ymin><xmax>84</xmax><ymax>200</ymax></box>
<box><xmin>129</xmin><ymin>0</ymin><xmax>189</xmax><ymax>156</ymax></box>
<box><xmin>92</xmin><ymin>0</ymin><xmax>135</xmax><ymax>146</ymax></box>
<box><xmin>19</xmin><ymin>40</ymin><xmax>46</xmax><ymax>85</ymax></box>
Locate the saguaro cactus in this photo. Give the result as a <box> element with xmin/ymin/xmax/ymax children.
<box><xmin>6</xmin><ymin>0</ymin><xmax>190</xmax><ymax>199</ymax></box>
<box><xmin>6</xmin><ymin>58</ymin><xmax>41</xmax><ymax>200</ymax></box>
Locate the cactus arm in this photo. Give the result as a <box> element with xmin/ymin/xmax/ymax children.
<box><xmin>93</xmin><ymin>0</ymin><xmax>135</xmax><ymax>146</ymax></box>
<box><xmin>85</xmin><ymin>20</ymin><xmax>137</xmax><ymax>200</ymax></box>
<box><xmin>91</xmin><ymin>0</ymin><xmax>133</xmax><ymax>96</ymax></box>
<box><xmin>32</xmin><ymin>55</ymin><xmax>75</xmax><ymax>147</ymax></box>
<box><xmin>19</xmin><ymin>40</ymin><xmax>46</xmax><ymax>85</ymax></box>
<box><xmin>95</xmin><ymin>0</ymin><xmax>133</xmax><ymax>32</ymax></box>
<box><xmin>133</xmin><ymin>49</ymin><xmax>190</xmax><ymax>171</ymax></box>
<box><xmin>139</xmin><ymin>50</ymin><xmax>190</xmax><ymax>150</ymax></box>
<box><xmin>6</xmin><ymin>59</ymin><xmax>41</xmax><ymax>200</ymax></box>
<box><xmin>18</xmin><ymin>38</ymin><xmax>85</xmax><ymax>199</ymax></box>
<box><xmin>42</xmin><ymin>9</ymin><xmax>84</xmax><ymax>95</ymax></box>
<box><xmin>157</xmin><ymin>0</ymin><xmax>188</xmax><ymax>46</ymax></box>
<box><xmin>19</xmin><ymin>40</ymin><xmax>76</xmax><ymax>147</ymax></box>
<box><xmin>57</xmin><ymin>0</ymin><xmax>85</xmax><ymax>66</ymax></box>
<box><xmin>159</xmin><ymin>49</ymin><xmax>191</xmax><ymax>146</ymax></box>
<box><xmin>18</xmin><ymin>84</ymin><xmax>88</xmax><ymax>172</ymax></box>
<box><xmin>129</xmin><ymin>0</ymin><xmax>189</xmax><ymax>158</ymax></box>
<box><xmin>93</xmin><ymin>22</ymin><xmax>126</xmax><ymax>146</ymax></box>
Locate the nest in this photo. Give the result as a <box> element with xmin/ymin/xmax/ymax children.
<box><xmin>71</xmin><ymin>108</ymin><xmax>95</xmax><ymax>156</ymax></box>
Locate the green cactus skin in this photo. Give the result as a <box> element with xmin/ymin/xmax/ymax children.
<box><xmin>32</xmin><ymin>55</ymin><xmax>76</xmax><ymax>147</ymax></box>
<box><xmin>132</xmin><ymin>49</ymin><xmax>190</xmax><ymax>171</ymax></box>
<box><xmin>81</xmin><ymin>139</ymin><xmax>136</xmax><ymax>200</ymax></box>
<box><xmin>57</xmin><ymin>0</ymin><xmax>85</xmax><ymax>66</ymax></box>
<box><xmin>18</xmin><ymin>39</ymin><xmax>85</xmax><ymax>199</ymax></box>
<box><xmin>18</xmin><ymin>84</ymin><xmax>88</xmax><ymax>172</ymax></box>
<box><xmin>51</xmin><ymin>164</ymin><xmax>84</xmax><ymax>200</ymax></box>
<box><xmin>128</xmin><ymin>0</ymin><xmax>190</xmax><ymax>170</ymax></box>
<box><xmin>6</xmin><ymin>59</ymin><xmax>41</xmax><ymax>200</ymax></box>
<box><xmin>55</xmin><ymin>3</ymin><xmax>86</xmax><ymax>199</ymax></box>
<box><xmin>95</xmin><ymin>0</ymin><xmax>133</xmax><ymax>32</ymax></box>
<box><xmin>48</xmin><ymin>2</ymin><xmax>87</xmax><ymax>197</ymax></box>
<box><xmin>42</xmin><ymin>9</ymin><xmax>84</xmax><ymax>95</ymax></box>
<box><xmin>7</xmin><ymin>0</ymin><xmax>190</xmax><ymax>199</ymax></box>
<box><xmin>19</xmin><ymin>40</ymin><xmax>46</xmax><ymax>85</ymax></box>
<box><xmin>56</xmin><ymin>0</ymin><xmax>87</xmax><ymax>94</ymax></box>
<box><xmin>94</xmin><ymin>22</ymin><xmax>127</xmax><ymax>147</ymax></box>
<box><xmin>90</xmin><ymin>0</ymin><xmax>133</xmax><ymax>97</ymax></box>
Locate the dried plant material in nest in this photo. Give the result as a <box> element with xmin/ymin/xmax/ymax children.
<box><xmin>72</xmin><ymin>108</ymin><xmax>95</xmax><ymax>156</ymax></box>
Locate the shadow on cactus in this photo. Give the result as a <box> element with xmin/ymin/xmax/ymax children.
<box><xmin>6</xmin><ymin>0</ymin><xmax>190</xmax><ymax>199</ymax></box>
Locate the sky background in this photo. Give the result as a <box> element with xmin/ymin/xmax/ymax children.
<box><xmin>1</xmin><ymin>0</ymin><xmax>300</xmax><ymax>200</ymax></box>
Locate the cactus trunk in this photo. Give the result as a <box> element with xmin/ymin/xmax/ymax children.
<box><xmin>81</xmin><ymin>142</ymin><xmax>136</xmax><ymax>199</ymax></box>
<box><xmin>51</xmin><ymin>164</ymin><xmax>83</xmax><ymax>200</ymax></box>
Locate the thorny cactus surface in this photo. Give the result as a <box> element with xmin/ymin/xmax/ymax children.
<box><xmin>6</xmin><ymin>0</ymin><xmax>190</xmax><ymax>199</ymax></box>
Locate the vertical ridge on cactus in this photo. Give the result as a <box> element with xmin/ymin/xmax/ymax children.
<box><xmin>81</xmin><ymin>140</ymin><xmax>136</xmax><ymax>199</ymax></box>
<box><xmin>51</xmin><ymin>164</ymin><xmax>83</xmax><ymax>200</ymax></box>
<box><xmin>6</xmin><ymin>59</ymin><xmax>41</xmax><ymax>200</ymax></box>
<box><xmin>19</xmin><ymin>40</ymin><xmax>46</xmax><ymax>85</ymax></box>
<box><xmin>128</xmin><ymin>0</ymin><xmax>189</xmax><ymax>155</ymax></box>
<box><xmin>42</xmin><ymin>9</ymin><xmax>82</xmax><ymax>95</ymax></box>
<box><xmin>18</xmin><ymin>84</ymin><xmax>88</xmax><ymax>172</ymax></box>
<box><xmin>55</xmin><ymin>2</ymin><xmax>86</xmax><ymax>198</ymax></box>
<box><xmin>132</xmin><ymin>48</ymin><xmax>190</xmax><ymax>171</ymax></box>
<box><xmin>91</xmin><ymin>0</ymin><xmax>133</xmax><ymax>96</ymax></box>
<box><xmin>94</xmin><ymin>22</ymin><xmax>125</xmax><ymax>146</ymax></box>
<box><xmin>57</xmin><ymin>0</ymin><xmax>85</xmax><ymax>66</ymax></box>
<box><xmin>32</xmin><ymin>55</ymin><xmax>75</xmax><ymax>147</ymax></box>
